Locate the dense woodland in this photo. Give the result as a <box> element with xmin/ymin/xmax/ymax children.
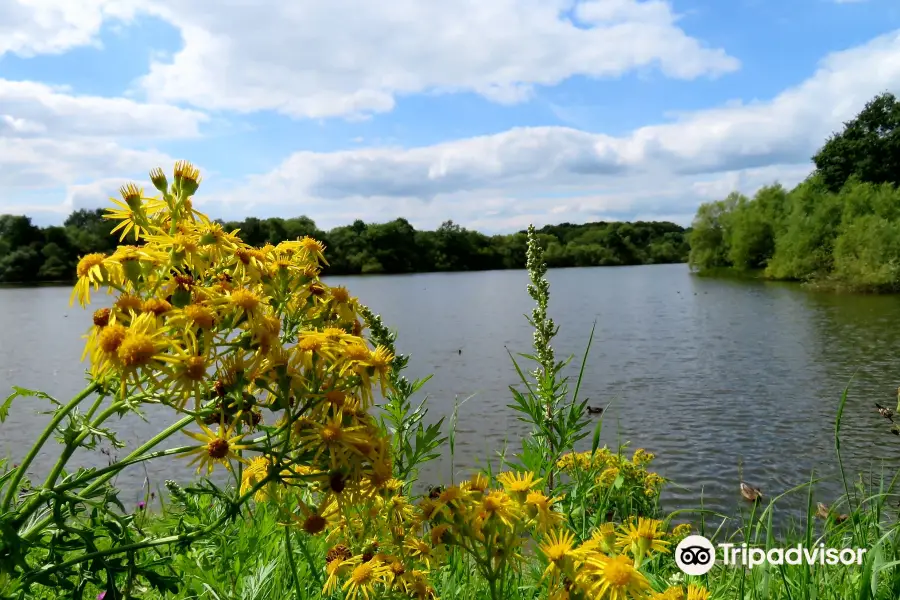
<box><xmin>688</xmin><ymin>92</ymin><xmax>900</xmax><ymax>292</ymax></box>
<box><xmin>0</xmin><ymin>209</ymin><xmax>690</xmax><ymax>283</ymax></box>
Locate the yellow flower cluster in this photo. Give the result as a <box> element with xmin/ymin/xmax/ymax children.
<box><xmin>650</xmin><ymin>584</ymin><xmax>711</xmax><ymax>600</ymax></box>
<box><xmin>73</xmin><ymin>162</ymin><xmax>395</xmax><ymax>491</ymax></box>
<box><xmin>557</xmin><ymin>447</ymin><xmax>665</xmax><ymax>500</ymax></box>
<box><xmin>537</xmin><ymin>514</ymin><xmax>706</xmax><ymax>599</ymax></box>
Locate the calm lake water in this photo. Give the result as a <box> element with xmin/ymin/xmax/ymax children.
<box><xmin>2</xmin><ymin>264</ymin><xmax>899</xmax><ymax>527</ymax></box>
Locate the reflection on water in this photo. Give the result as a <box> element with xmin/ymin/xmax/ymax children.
<box><xmin>1</xmin><ymin>265</ymin><xmax>899</xmax><ymax>525</ymax></box>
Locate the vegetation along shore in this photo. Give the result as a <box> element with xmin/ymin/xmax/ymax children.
<box><xmin>688</xmin><ymin>92</ymin><xmax>900</xmax><ymax>293</ymax></box>
<box><xmin>0</xmin><ymin>210</ymin><xmax>688</xmax><ymax>284</ymax></box>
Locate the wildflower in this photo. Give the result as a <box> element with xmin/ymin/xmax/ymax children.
<box><xmin>598</xmin><ymin>466</ymin><xmax>620</xmax><ymax>486</ymax></box>
<box><xmin>291</xmin><ymin>236</ymin><xmax>327</xmax><ymax>264</ymax></box>
<box><xmin>404</xmin><ymin>538</ymin><xmax>434</xmax><ymax>569</ymax></box>
<box><xmin>296</xmin><ymin>412</ymin><xmax>373</xmax><ymax>470</ymax></box>
<box><xmin>136</xmin><ymin>501</ymin><xmax>146</xmax><ymax>510</ymax></box>
<box><xmin>497</xmin><ymin>470</ymin><xmax>542</xmax><ymax>500</ymax></box>
<box><xmin>173</xmin><ymin>159</ymin><xmax>202</xmax><ymax>198</ymax></box>
<box><xmin>295</xmin><ymin>498</ymin><xmax>340</xmax><ymax>535</ymax></box>
<box><xmin>583</xmin><ymin>522</ymin><xmax>618</xmax><ymax>555</ymax></box>
<box><xmin>687</xmin><ymin>585</ymin><xmax>710</xmax><ymax>600</ymax></box>
<box><xmin>429</xmin><ymin>524</ymin><xmax>452</xmax><ymax>547</ymax></box>
<box><xmin>112</xmin><ymin>312</ymin><xmax>173</xmax><ymax>392</ymax></box>
<box><xmin>114</xmin><ymin>294</ymin><xmax>144</xmax><ymax>317</ymax></box>
<box><xmin>480</xmin><ymin>490</ymin><xmax>519</xmax><ymax>528</ymax></box>
<box><xmin>71</xmin><ymin>252</ymin><xmax>107</xmax><ymax>306</ymax></box>
<box><xmin>142</xmin><ymin>296</ymin><xmax>172</xmax><ymax>316</ymax></box>
<box><xmin>651</xmin><ymin>588</ymin><xmax>686</xmax><ymax>600</ymax></box>
<box><xmin>616</xmin><ymin>518</ymin><xmax>670</xmax><ymax>567</ymax></box>
<box><xmin>93</xmin><ymin>308</ymin><xmax>111</xmax><ymax>327</ymax></box>
<box><xmin>525</xmin><ymin>490</ymin><xmax>563</xmax><ymax>532</ymax></box>
<box><xmin>331</xmin><ymin>285</ymin><xmax>352</xmax><ymax>304</ymax></box>
<box><xmin>433</xmin><ymin>485</ymin><xmax>466</xmax><ymax>520</ymax></box>
<box><xmin>240</xmin><ymin>456</ymin><xmax>276</xmax><ymax>503</ymax></box>
<box><xmin>104</xmin><ymin>183</ymin><xmax>156</xmax><ymax>241</ymax></box>
<box><xmin>323</xmin><ymin>554</ymin><xmax>354</xmax><ymax>596</ymax></box>
<box><xmin>671</xmin><ymin>523</ymin><xmax>692</xmax><ymax>540</ymax></box>
<box><xmin>582</xmin><ymin>553</ymin><xmax>651</xmax><ymax>600</ymax></box>
<box><xmin>342</xmin><ymin>558</ymin><xmax>390</xmax><ymax>600</ymax></box>
<box><xmin>462</xmin><ymin>472</ymin><xmax>489</xmax><ymax>496</ymax></box>
<box><xmin>632</xmin><ymin>448</ymin><xmax>655</xmax><ymax>466</ymax></box>
<box><xmin>183</xmin><ymin>419</ymin><xmax>250</xmax><ymax>475</ymax></box>
<box><xmin>539</xmin><ymin>529</ymin><xmax>576</xmax><ymax>585</ymax></box>
<box><xmin>224</xmin><ymin>287</ymin><xmax>267</xmax><ymax>326</ymax></box>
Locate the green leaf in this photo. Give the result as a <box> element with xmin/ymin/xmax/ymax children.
<box><xmin>590</xmin><ymin>418</ymin><xmax>603</xmax><ymax>456</ymax></box>
<box><xmin>2</xmin><ymin>386</ymin><xmax>61</xmax><ymax>422</ymax></box>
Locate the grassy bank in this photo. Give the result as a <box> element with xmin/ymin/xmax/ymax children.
<box><xmin>2</xmin><ymin>163</ymin><xmax>899</xmax><ymax>600</ymax></box>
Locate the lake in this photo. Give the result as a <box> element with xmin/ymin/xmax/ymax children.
<box><xmin>2</xmin><ymin>263</ymin><xmax>899</xmax><ymax>527</ymax></box>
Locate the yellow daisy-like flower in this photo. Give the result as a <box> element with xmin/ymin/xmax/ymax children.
<box><xmin>158</xmin><ymin>343</ymin><xmax>209</xmax><ymax>408</ymax></box>
<box><xmin>616</xmin><ymin>517</ymin><xmax>670</xmax><ymax>565</ymax></box>
<box><xmin>582</xmin><ymin>553</ymin><xmax>651</xmax><ymax>600</ymax></box>
<box><xmin>480</xmin><ymin>490</ymin><xmax>520</xmax><ymax>529</ymax></box>
<box><xmin>92</xmin><ymin>311</ymin><xmax>173</xmax><ymax>394</ymax></box>
<box><xmin>650</xmin><ymin>587</ymin><xmax>686</xmax><ymax>600</ymax></box>
<box><xmin>342</xmin><ymin>558</ymin><xmax>390</xmax><ymax>600</ymax></box>
<box><xmin>525</xmin><ymin>490</ymin><xmax>564</xmax><ymax>532</ymax></box>
<box><xmin>103</xmin><ymin>182</ymin><xmax>161</xmax><ymax>242</ymax></box>
<box><xmin>323</xmin><ymin>553</ymin><xmax>354</xmax><ymax>596</ymax></box>
<box><xmin>404</xmin><ymin>537</ymin><xmax>435</xmax><ymax>569</ymax></box>
<box><xmin>70</xmin><ymin>252</ymin><xmax>108</xmax><ymax>307</ymax></box>
<box><xmin>240</xmin><ymin>456</ymin><xmax>276</xmax><ymax>503</ymax></box>
<box><xmin>183</xmin><ymin>419</ymin><xmax>250</xmax><ymax>475</ymax></box>
<box><xmin>171</xmin><ymin>302</ymin><xmax>218</xmax><ymax>331</ymax></box>
<box><xmin>582</xmin><ymin>522</ymin><xmax>618</xmax><ymax>555</ymax></box>
<box><xmin>497</xmin><ymin>470</ymin><xmax>542</xmax><ymax>499</ymax></box>
<box><xmin>462</xmin><ymin>472</ymin><xmax>489</xmax><ymax>496</ymax></box>
<box><xmin>686</xmin><ymin>584</ymin><xmax>710</xmax><ymax>600</ymax></box>
<box><xmin>539</xmin><ymin>529</ymin><xmax>576</xmax><ymax>584</ymax></box>
<box><xmin>223</xmin><ymin>287</ymin><xmax>268</xmax><ymax>327</ymax></box>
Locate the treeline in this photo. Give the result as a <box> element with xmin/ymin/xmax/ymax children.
<box><xmin>689</xmin><ymin>92</ymin><xmax>900</xmax><ymax>292</ymax></box>
<box><xmin>0</xmin><ymin>211</ymin><xmax>690</xmax><ymax>283</ymax></box>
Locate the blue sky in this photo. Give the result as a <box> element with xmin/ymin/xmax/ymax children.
<box><xmin>2</xmin><ymin>0</ymin><xmax>900</xmax><ymax>233</ymax></box>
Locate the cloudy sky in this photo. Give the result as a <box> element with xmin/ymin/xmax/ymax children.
<box><xmin>2</xmin><ymin>0</ymin><xmax>900</xmax><ymax>232</ymax></box>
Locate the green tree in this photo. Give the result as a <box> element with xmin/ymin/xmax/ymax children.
<box><xmin>813</xmin><ymin>92</ymin><xmax>900</xmax><ymax>192</ymax></box>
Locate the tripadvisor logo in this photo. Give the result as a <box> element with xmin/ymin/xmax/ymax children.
<box><xmin>675</xmin><ymin>535</ymin><xmax>866</xmax><ymax>575</ymax></box>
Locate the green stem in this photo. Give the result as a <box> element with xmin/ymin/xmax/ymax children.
<box><xmin>283</xmin><ymin>527</ymin><xmax>307</xmax><ymax>599</ymax></box>
<box><xmin>24</xmin><ymin>460</ymin><xmax>281</xmax><ymax>582</ymax></box>
<box><xmin>296</xmin><ymin>536</ymin><xmax>323</xmax><ymax>589</ymax></box>
<box><xmin>48</xmin><ymin>446</ymin><xmax>194</xmax><ymax>496</ymax></box>
<box><xmin>13</xmin><ymin>400</ymin><xmax>127</xmax><ymax>526</ymax></box>
<box><xmin>2</xmin><ymin>382</ymin><xmax>99</xmax><ymax>512</ymax></box>
<box><xmin>41</xmin><ymin>401</ymin><xmax>125</xmax><ymax>491</ymax></box>
<box><xmin>21</xmin><ymin>414</ymin><xmax>195</xmax><ymax>541</ymax></box>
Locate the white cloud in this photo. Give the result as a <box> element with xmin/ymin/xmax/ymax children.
<box><xmin>0</xmin><ymin>78</ymin><xmax>201</xmax><ymax>210</ymax></box>
<box><xmin>0</xmin><ymin>0</ymin><xmax>141</xmax><ymax>57</ymax></box>
<box><xmin>0</xmin><ymin>79</ymin><xmax>207</xmax><ymax>139</ymax></box>
<box><xmin>129</xmin><ymin>0</ymin><xmax>738</xmax><ymax>118</ymax></box>
<box><xmin>202</xmin><ymin>30</ymin><xmax>900</xmax><ymax>230</ymax></box>
<box><xmin>0</xmin><ymin>137</ymin><xmax>171</xmax><ymax>190</ymax></box>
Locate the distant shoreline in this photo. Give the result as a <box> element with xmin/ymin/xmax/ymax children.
<box><xmin>0</xmin><ymin>260</ymin><xmax>689</xmax><ymax>288</ymax></box>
